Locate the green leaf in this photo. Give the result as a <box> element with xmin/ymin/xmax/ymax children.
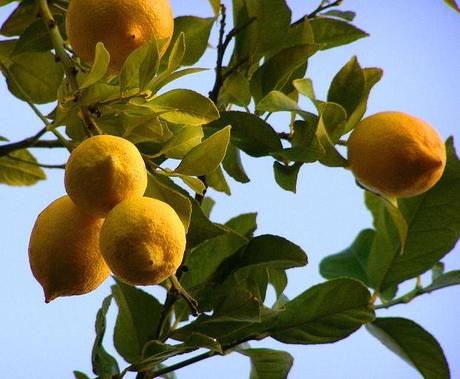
<box><xmin>130</xmin><ymin>341</ymin><xmax>192</xmax><ymax>372</ymax></box>
<box><xmin>327</xmin><ymin>56</ymin><xmax>365</xmax><ymax>119</ymax></box>
<box><xmin>145</xmin><ymin>172</ymin><xmax>192</xmax><ymax>231</ymax></box>
<box><xmin>310</xmin><ymin>17</ymin><xmax>369</xmax><ymax>50</ymax></box>
<box><xmin>367</xmin><ymin>139</ymin><xmax>460</xmax><ymax>291</ymax></box>
<box><xmin>209</xmin><ymin>0</ymin><xmax>220</xmax><ymax>16</ymax></box>
<box><xmin>200</xmin><ymin>197</ymin><xmax>215</xmax><ymax>218</ymax></box>
<box><xmin>240</xmin><ymin>348</ymin><xmax>293</xmax><ymax>379</ymax></box>
<box><xmin>0</xmin><ymin>149</ymin><xmax>46</xmax><ymax>186</ymax></box>
<box><xmin>73</xmin><ymin>371</ymin><xmax>90</xmax><ymax>379</ymax></box>
<box><xmin>322</xmin><ymin>10</ymin><xmax>356</xmax><ymax>21</ymax></box>
<box><xmin>225</xmin><ymin>213</ymin><xmax>257</xmax><ymax>238</ymax></box>
<box><xmin>206</xmin><ymin>165</ymin><xmax>231</xmax><ymax>195</ymax></box>
<box><xmin>219</xmin><ymin>71</ymin><xmax>251</xmax><ymax>108</ymax></box>
<box><xmin>366</xmin><ymin>317</ymin><xmax>450</xmax><ymax>379</ymax></box>
<box><xmin>320</xmin><ymin>229</ymin><xmax>373</xmax><ymax>286</ymax></box>
<box><xmin>158</xmin><ymin>124</ymin><xmax>203</xmax><ymax>159</ymax></box>
<box><xmin>293</xmin><ymin>78</ymin><xmax>316</xmax><ymax>101</ymax></box>
<box><xmin>146</xmin><ymin>89</ymin><xmax>220</xmax><ymax>126</ymax></box>
<box><xmin>175</xmin><ymin>126</ymin><xmax>231</xmax><ymax>176</ymax></box>
<box><xmin>79</xmin><ymin>42</ymin><xmax>110</xmax><ymax>89</ymax></box>
<box><xmin>121</xmin><ymin>111</ymin><xmax>172</xmax><ymax>145</ymax></box>
<box><xmin>425</xmin><ymin>270</ymin><xmax>460</xmax><ymax>292</ymax></box>
<box><xmin>112</xmin><ymin>281</ymin><xmax>163</xmax><ymax>364</ymax></box>
<box><xmin>207</xmin><ymin>111</ymin><xmax>282</xmax><ymax>157</ymax></box>
<box><xmin>223</xmin><ymin>143</ymin><xmax>250</xmax><ymax>183</ymax></box>
<box><xmin>0</xmin><ymin>1</ymin><xmax>37</xmax><ymax>36</ymax></box>
<box><xmin>163</xmin><ymin>16</ymin><xmax>214</xmax><ymax>67</ymax></box>
<box><xmin>11</xmin><ymin>19</ymin><xmax>53</xmax><ymax>55</ymax></box>
<box><xmin>91</xmin><ymin>295</ymin><xmax>120</xmax><ymax>377</ymax></box>
<box><xmin>167</xmin><ymin>32</ymin><xmax>186</xmax><ymax>73</ymax></box>
<box><xmin>344</xmin><ymin>67</ymin><xmax>383</xmax><ymax>133</ymax></box>
<box><xmin>271</xmin><ymin>278</ymin><xmax>374</xmax><ymax>344</ymax></box>
<box><xmin>216</xmin><ymin>235</ymin><xmax>307</xmax><ymax>278</ymax></box>
<box><xmin>120</xmin><ymin>39</ymin><xmax>159</xmax><ymax>92</ymax></box>
<box><xmin>444</xmin><ymin>0</ymin><xmax>460</xmax><ymax>12</ymax></box>
<box><xmin>7</xmin><ymin>51</ymin><xmax>64</xmax><ymax>104</ymax></box>
<box><xmin>273</xmin><ymin>162</ymin><xmax>302</xmax><ymax>193</ymax></box>
<box><xmin>257</xmin><ymin>91</ymin><xmax>301</xmax><ymax>113</ymax></box>
<box><xmin>268</xmin><ymin>269</ymin><xmax>288</xmax><ymax>299</ymax></box>
<box><xmin>250</xmin><ymin>44</ymin><xmax>318</xmax><ymax>103</ymax></box>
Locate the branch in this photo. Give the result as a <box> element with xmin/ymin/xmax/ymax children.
<box><xmin>308</xmin><ymin>0</ymin><xmax>343</xmax><ymax>19</ymax></box>
<box><xmin>5</xmin><ymin>154</ymin><xmax>66</xmax><ymax>169</ymax></box>
<box><xmin>0</xmin><ymin>128</ymin><xmax>48</xmax><ymax>158</ymax></box>
<box><xmin>36</xmin><ymin>0</ymin><xmax>96</xmax><ymax>136</ymax></box>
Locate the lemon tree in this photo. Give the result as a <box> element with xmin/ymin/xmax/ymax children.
<box><xmin>1</xmin><ymin>1</ymin><xmax>460</xmax><ymax>379</ymax></box>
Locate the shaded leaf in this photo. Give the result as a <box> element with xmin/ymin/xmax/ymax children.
<box><xmin>271</xmin><ymin>278</ymin><xmax>374</xmax><ymax>344</ymax></box>
<box><xmin>443</xmin><ymin>0</ymin><xmax>460</xmax><ymax>12</ymax></box>
<box><xmin>273</xmin><ymin>162</ymin><xmax>302</xmax><ymax>193</ymax></box>
<box><xmin>206</xmin><ymin>165</ymin><xmax>231</xmax><ymax>195</ymax></box>
<box><xmin>207</xmin><ymin>111</ymin><xmax>282</xmax><ymax>157</ymax></box>
<box><xmin>225</xmin><ymin>213</ymin><xmax>257</xmax><ymax>238</ymax></box>
<box><xmin>320</xmin><ymin>229</ymin><xmax>373</xmax><ymax>286</ymax></box>
<box><xmin>366</xmin><ymin>317</ymin><xmax>450</xmax><ymax>379</ymax></box>
<box><xmin>73</xmin><ymin>372</ymin><xmax>90</xmax><ymax>379</ymax></box>
<box><xmin>223</xmin><ymin>143</ymin><xmax>250</xmax><ymax>183</ymax></box>
<box><xmin>92</xmin><ymin>295</ymin><xmax>120</xmax><ymax>376</ymax></box>
<box><xmin>1</xmin><ymin>1</ymin><xmax>37</xmax><ymax>37</ymax></box>
<box><xmin>112</xmin><ymin>281</ymin><xmax>163</xmax><ymax>364</ymax></box>
<box><xmin>240</xmin><ymin>348</ymin><xmax>293</xmax><ymax>379</ymax></box>
<box><xmin>0</xmin><ymin>148</ymin><xmax>46</xmax><ymax>186</ymax></box>
<box><xmin>425</xmin><ymin>270</ymin><xmax>460</xmax><ymax>292</ymax></box>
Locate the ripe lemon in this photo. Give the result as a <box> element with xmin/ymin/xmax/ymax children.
<box><xmin>347</xmin><ymin>111</ymin><xmax>446</xmax><ymax>198</ymax></box>
<box><xmin>100</xmin><ymin>196</ymin><xmax>186</xmax><ymax>286</ymax></box>
<box><xmin>66</xmin><ymin>0</ymin><xmax>174</xmax><ymax>72</ymax></box>
<box><xmin>28</xmin><ymin>196</ymin><xmax>110</xmax><ymax>303</ymax></box>
<box><xmin>64</xmin><ymin>135</ymin><xmax>148</xmax><ymax>218</ymax></box>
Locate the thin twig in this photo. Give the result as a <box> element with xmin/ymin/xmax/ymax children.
<box><xmin>5</xmin><ymin>154</ymin><xmax>66</xmax><ymax>169</ymax></box>
<box><xmin>0</xmin><ymin>128</ymin><xmax>48</xmax><ymax>158</ymax></box>
<box><xmin>308</xmin><ymin>0</ymin><xmax>343</xmax><ymax>19</ymax></box>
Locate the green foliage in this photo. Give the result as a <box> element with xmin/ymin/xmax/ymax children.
<box><xmin>0</xmin><ymin>146</ymin><xmax>46</xmax><ymax>186</ymax></box>
<box><xmin>0</xmin><ymin>1</ymin><xmax>459</xmax><ymax>378</ymax></box>
<box><xmin>366</xmin><ymin>318</ymin><xmax>450</xmax><ymax>379</ymax></box>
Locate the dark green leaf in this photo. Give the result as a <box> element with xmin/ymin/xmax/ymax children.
<box><xmin>207</xmin><ymin>111</ymin><xmax>282</xmax><ymax>157</ymax></box>
<box><xmin>366</xmin><ymin>317</ymin><xmax>450</xmax><ymax>379</ymax></box>
<box><xmin>1</xmin><ymin>1</ymin><xmax>37</xmax><ymax>37</ymax></box>
<box><xmin>327</xmin><ymin>56</ymin><xmax>365</xmax><ymax>119</ymax></box>
<box><xmin>225</xmin><ymin>213</ymin><xmax>257</xmax><ymax>238</ymax></box>
<box><xmin>0</xmin><ymin>149</ymin><xmax>46</xmax><ymax>186</ymax></box>
<box><xmin>218</xmin><ymin>71</ymin><xmax>251</xmax><ymax>108</ymax></box>
<box><xmin>7</xmin><ymin>51</ymin><xmax>64</xmax><ymax>104</ymax></box>
<box><xmin>130</xmin><ymin>341</ymin><xmax>192</xmax><ymax>372</ymax></box>
<box><xmin>367</xmin><ymin>139</ymin><xmax>460</xmax><ymax>291</ymax></box>
<box><xmin>273</xmin><ymin>162</ymin><xmax>302</xmax><ymax>193</ymax></box>
<box><xmin>163</xmin><ymin>16</ymin><xmax>214</xmax><ymax>67</ymax></box>
<box><xmin>112</xmin><ymin>281</ymin><xmax>163</xmax><ymax>364</ymax></box>
<box><xmin>240</xmin><ymin>348</ymin><xmax>293</xmax><ymax>379</ymax></box>
<box><xmin>320</xmin><ymin>229</ymin><xmax>373</xmax><ymax>286</ymax></box>
<box><xmin>268</xmin><ymin>269</ymin><xmax>288</xmax><ymax>299</ymax></box>
<box><xmin>443</xmin><ymin>0</ymin><xmax>460</xmax><ymax>12</ymax></box>
<box><xmin>222</xmin><ymin>143</ymin><xmax>250</xmax><ymax>183</ymax></box>
<box><xmin>73</xmin><ymin>371</ymin><xmax>89</xmax><ymax>379</ymax></box>
<box><xmin>200</xmin><ymin>197</ymin><xmax>215</xmax><ymax>218</ymax></box>
<box><xmin>92</xmin><ymin>295</ymin><xmax>120</xmax><ymax>376</ymax></box>
<box><xmin>145</xmin><ymin>172</ymin><xmax>192</xmax><ymax>231</ymax></box>
<box><xmin>12</xmin><ymin>18</ymin><xmax>53</xmax><ymax>55</ymax></box>
<box><xmin>271</xmin><ymin>278</ymin><xmax>374</xmax><ymax>344</ymax></box>
<box><xmin>175</xmin><ymin>126</ymin><xmax>231</xmax><ymax>176</ymax></box>
<box><xmin>146</xmin><ymin>89</ymin><xmax>220</xmax><ymax>126</ymax></box>
<box><xmin>425</xmin><ymin>270</ymin><xmax>460</xmax><ymax>292</ymax></box>
<box><xmin>310</xmin><ymin>17</ymin><xmax>369</xmax><ymax>50</ymax></box>
<box><xmin>250</xmin><ymin>44</ymin><xmax>318</xmax><ymax>103</ymax></box>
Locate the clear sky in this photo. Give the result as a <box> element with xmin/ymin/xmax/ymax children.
<box><xmin>0</xmin><ymin>1</ymin><xmax>459</xmax><ymax>378</ymax></box>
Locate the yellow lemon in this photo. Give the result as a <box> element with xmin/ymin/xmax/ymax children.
<box><xmin>64</xmin><ymin>135</ymin><xmax>147</xmax><ymax>218</ymax></box>
<box><xmin>347</xmin><ymin>111</ymin><xmax>446</xmax><ymax>198</ymax></box>
<box><xmin>28</xmin><ymin>196</ymin><xmax>110</xmax><ymax>303</ymax></box>
<box><xmin>66</xmin><ymin>0</ymin><xmax>174</xmax><ymax>72</ymax></box>
<box><xmin>100</xmin><ymin>196</ymin><xmax>186</xmax><ymax>286</ymax></box>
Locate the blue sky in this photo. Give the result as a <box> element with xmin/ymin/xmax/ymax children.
<box><xmin>0</xmin><ymin>1</ymin><xmax>459</xmax><ymax>378</ymax></box>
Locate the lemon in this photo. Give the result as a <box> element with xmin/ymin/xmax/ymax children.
<box><xmin>28</xmin><ymin>196</ymin><xmax>110</xmax><ymax>303</ymax></box>
<box><xmin>66</xmin><ymin>0</ymin><xmax>174</xmax><ymax>72</ymax></box>
<box><xmin>64</xmin><ymin>135</ymin><xmax>148</xmax><ymax>218</ymax></box>
<box><xmin>100</xmin><ymin>196</ymin><xmax>186</xmax><ymax>286</ymax></box>
<box><xmin>347</xmin><ymin>111</ymin><xmax>446</xmax><ymax>198</ymax></box>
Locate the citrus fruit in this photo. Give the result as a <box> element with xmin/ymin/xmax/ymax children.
<box><xmin>347</xmin><ymin>111</ymin><xmax>446</xmax><ymax>198</ymax></box>
<box><xmin>28</xmin><ymin>196</ymin><xmax>110</xmax><ymax>303</ymax></box>
<box><xmin>66</xmin><ymin>0</ymin><xmax>174</xmax><ymax>72</ymax></box>
<box><xmin>64</xmin><ymin>135</ymin><xmax>148</xmax><ymax>218</ymax></box>
<box><xmin>100</xmin><ymin>196</ymin><xmax>186</xmax><ymax>286</ymax></box>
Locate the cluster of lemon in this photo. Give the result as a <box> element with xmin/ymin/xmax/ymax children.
<box><xmin>28</xmin><ymin>136</ymin><xmax>186</xmax><ymax>303</ymax></box>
